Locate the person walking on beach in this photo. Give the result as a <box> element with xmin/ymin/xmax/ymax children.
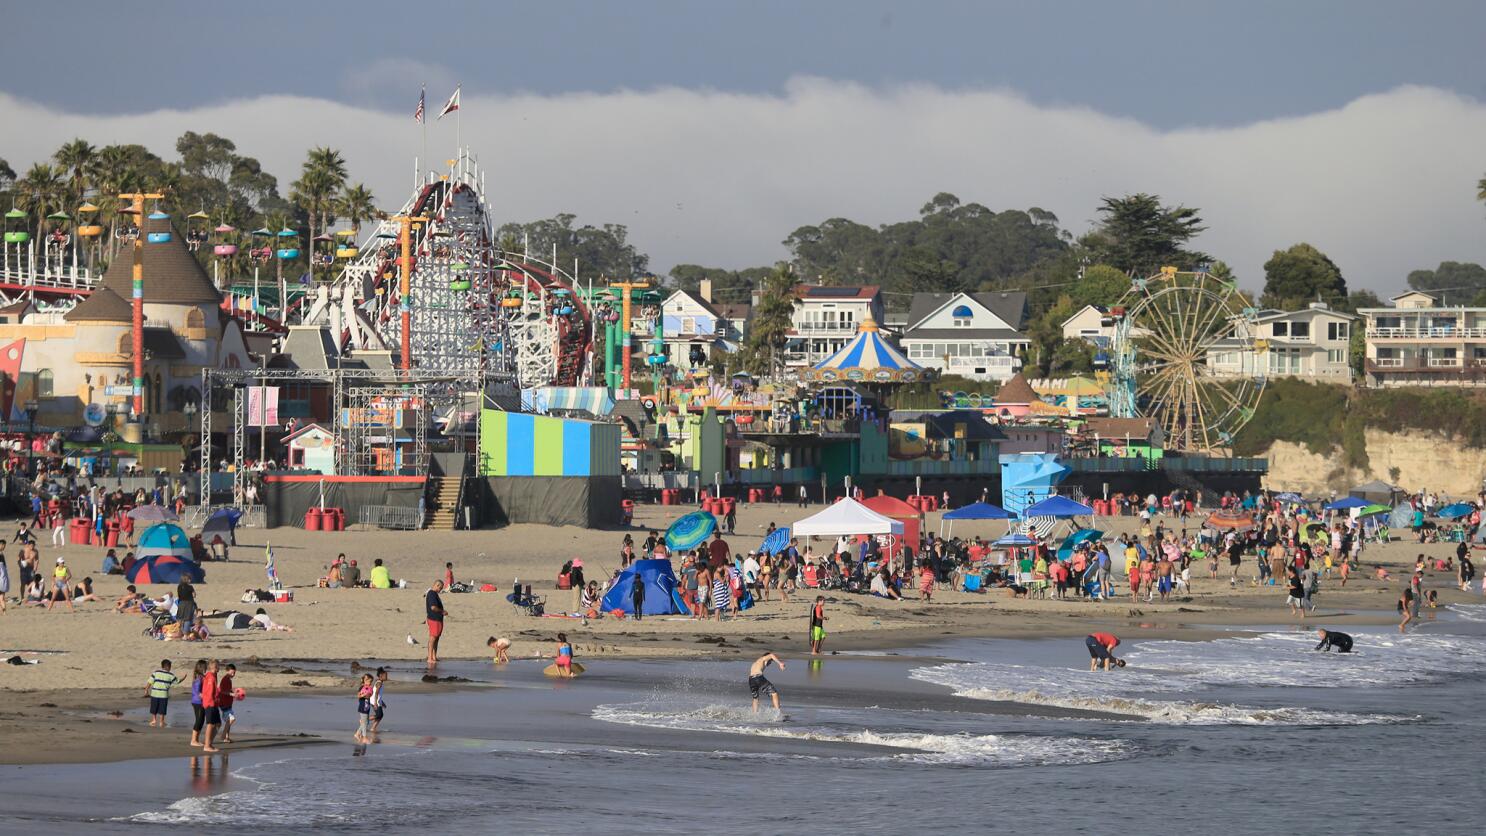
<box><xmin>188</xmin><ymin>660</ymin><xmax>208</xmax><ymax>746</ymax></box>
<box><xmin>145</xmin><ymin>660</ymin><xmax>178</xmax><ymax>727</ymax></box>
<box><xmin>710</xmin><ymin>570</ymin><xmax>731</xmax><ymax>621</ymax></box>
<box><xmin>426</xmin><ymin>580</ymin><xmax>446</xmax><ymax>665</ymax></box>
<box><xmin>809</xmin><ymin>596</ymin><xmax>826</xmax><ymax>655</ymax></box>
<box><xmin>200</xmin><ymin>659</ymin><xmax>222</xmax><ymax>753</ymax></box>
<box><xmin>46</xmin><ymin>557</ymin><xmax>73</xmax><ymax>612</ymax></box>
<box><xmin>369</xmin><ymin>668</ymin><xmax>389</xmax><ymax>736</ymax></box>
<box><xmin>355</xmin><ymin>673</ymin><xmax>374</xmax><ymax>742</ymax></box>
<box><xmin>748</xmin><ymin>652</ymin><xmax>786</xmax><ymax>713</ymax></box>
<box><xmin>217</xmin><ymin>664</ymin><xmax>238</xmax><ymax>743</ymax></box>
<box><xmin>1086</xmin><ymin>633</ymin><xmax>1124</xmax><ymax>671</ymax></box>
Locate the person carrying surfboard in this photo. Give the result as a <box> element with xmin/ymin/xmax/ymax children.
<box><xmin>749</xmin><ymin>652</ymin><xmax>786</xmax><ymax>713</ymax></box>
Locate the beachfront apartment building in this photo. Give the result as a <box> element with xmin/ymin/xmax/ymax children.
<box><xmin>1359</xmin><ymin>290</ymin><xmax>1486</xmax><ymax>387</ymax></box>
<box><xmin>780</xmin><ymin>285</ymin><xmax>886</xmax><ymax>368</ymax></box>
<box><xmin>899</xmin><ymin>291</ymin><xmax>1029</xmax><ymax>382</ymax></box>
<box><xmin>1205</xmin><ymin>302</ymin><xmax>1355</xmax><ymax>383</ymax></box>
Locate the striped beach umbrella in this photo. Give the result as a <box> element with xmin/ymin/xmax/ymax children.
<box><xmin>665</xmin><ymin>511</ymin><xmax>717</xmax><ymax>551</ymax></box>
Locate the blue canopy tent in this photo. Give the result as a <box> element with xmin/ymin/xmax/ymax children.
<box><xmin>1023</xmin><ymin>496</ymin><xmax>1095</xmax><ymax>517</ymax></box>
<box><xmin>940</xmin><ymin>501</ymin><xmax>1016</xmax><ymax>538</ymax></box>
<box><xmin>138</xmin><ymin>523</ymin><xmax>193</xmax><ymax>559</ymax></box>
<box><xmin>599</xmin><ymin>559</ymin><xmax>689</xmax><ymax>616</ymax></box>
<box><xmin>1323</xmin><ymin>496</ymin><xmax>1369</xmax><ymax>511</ymax></box>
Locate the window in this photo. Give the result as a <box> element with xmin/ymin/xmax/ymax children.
<box><xmin>1327</xmin><ymin>321</ymin><xmax>1349</xmax><ymax>340</ymax></box>
<box><xmin>36</xmin><ymin>368</ymin><xmax>53</xmax><ymax>397</ymax></box>
<box><xmin>1375</xmin><ymin>316</ymin><xmax>1401</xmax><ymax>330</ymax></box>
<box><xmin>681</xmin><ymin>316</ymin><xmax>696</xmax><ymax>335</ymax></box>
<box><xmin>185</xmin><ymin>308</ymin><xmax>205</xmax><ymax>331</ymax></box>
<box><xmin>1327</xmin><ymin>349</ymin><xmax>1345</xmax><ymax>364</ymax></box>
<box><xmin>1271</xmin><ymin>322</ymin><xmax>1288</xmax><ymax>337</ymax></box>
<box><xmin>1291</xmin><ymin>321</ymin><xmax>1310</xmax><ymax>339</ymax></box>
<box><xmin>952</xmin><ymin>304</ymin><xmax>973</xmax><ymax>327</ymax></box>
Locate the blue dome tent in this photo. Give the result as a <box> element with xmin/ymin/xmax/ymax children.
<box><xmin>599</xmin><ymin>559</ymin><xmax>689</xmax><ymax>616</ymax></box>
<box><xmin>138</xmin><ymin>523</ymin><xmax>193</xmax><ymax>559</ymax></box>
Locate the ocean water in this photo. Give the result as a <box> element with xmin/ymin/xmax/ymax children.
<box><xmin>4</xmin><ymin>610</ymin><xmax>1482</xmax><ymax>835</ymax></box>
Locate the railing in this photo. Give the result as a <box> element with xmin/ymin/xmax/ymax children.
<box><xmin>792</xmin><ymin>321</ymin><xmax>859</xmax><ymax>333</ymax></box>
<box><xmin>1367</xmin><ymin>358</ymin><xmax>1486</xmax><ymax>373</ymax></box>
<box><xmin>1367</xmin><ymin>326</ymin><xmax>1486</xmax><ymax>339</ymax></box>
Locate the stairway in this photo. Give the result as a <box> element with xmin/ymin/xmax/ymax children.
<box><xmin>425</xmin><ymin>476</ymin><xmax>463</xmax><ymax>530</ymax></box>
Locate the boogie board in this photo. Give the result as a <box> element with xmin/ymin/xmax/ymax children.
<box><xmin>543</xmin><ymin>662</ymin><xmax>585</xmax><ymax>678</ymax></box>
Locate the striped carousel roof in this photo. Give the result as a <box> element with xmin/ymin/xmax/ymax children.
<box><xmin>808</xmin><ymin>318</ymin><xmax>926</xmax><ymax>383</ymax></box>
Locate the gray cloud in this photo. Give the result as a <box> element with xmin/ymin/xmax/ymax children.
<box><xmin>1</xmin><ymin>80</ymin><xmax>1482</xmax><ymax>293</ymax></box>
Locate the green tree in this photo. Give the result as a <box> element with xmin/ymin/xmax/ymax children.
<box><xmin>667</xmin><ymin>263</ymin><xmax>769</xmax><ymax>303</ymax></box>
<box><xmin>336</xmin><ymin>183</ymin><xmax>378</xmax><ymax>238</ymax></box>
<box><xmin>1260</xmin><ymin>243</ymin><xmax>1347</xmax><ymax>310</ymax></box>
<box><xmin>52</xmin><ymin>138</ymin><xmax>96</xmax><ymax>205</ymax></box>
<box><xmin>739</xmin><ymin>263</ymin><xmax>798</xmax><ymax>375</ymax></box>
<box><xmin>495</xmin><ymin>213</ymin><xmax>649</xmax><ymax>279</ymax></box>
<box><xmin>1406</xmin><ymin>261</ymin><xmax>1486</xmax><ymax>306</ymax></box>
<box><xmin>16</xmin><ymin>163</ymin><xmax>64</xmax><ymax>241</ymax></box>
<box><xmin>1081</xmin><ymin>193</ymin><xmax>1206</xmax><ymax>276</ymax></box>
<box><xmin>1069</xmin><ymin>263</ymin><xmax>1131</xmax><ymax>308</ymax></box>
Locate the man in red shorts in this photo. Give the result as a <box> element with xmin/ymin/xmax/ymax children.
<box><xmin>426</xmin><ymin>579</ymin><xmax>446</xmax><ymax>665</ymax></box>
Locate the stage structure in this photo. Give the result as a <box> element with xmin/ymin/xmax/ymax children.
<box><xmin>198</xmin><ymin>366</ymin><xmax>509</xmax><ymax>508</ymax></box>
<box><xmin>307</xmin><ymin>150</ymin><xmax>593</xmax><ymax>388</ymax></box>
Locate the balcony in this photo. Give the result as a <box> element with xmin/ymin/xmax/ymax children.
<box><xmin>1366</xmin><ymin>358</ymin><xmax>1486</xmax><ymax>377</ymax></box>
<box><xmin>1367</xmin><ymin>326</ymin><xmax>1486</xmax><ymax>340</ymax></box>
<box><xmin>791</xmin><ymin>321</ymin><xmax>859</xmax><ymax>334</ymax></box>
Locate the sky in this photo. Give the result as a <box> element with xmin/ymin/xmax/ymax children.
<box><xmin>2</xmin><ymin>0</ymin><xmax>1484</xmax><ymax>293</ymax></box>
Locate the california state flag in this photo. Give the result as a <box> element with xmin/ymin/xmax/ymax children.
<box><xmin>438</xmin><ymin>85</ymin><xmax>461</xmax><ymax>119</ymax></box>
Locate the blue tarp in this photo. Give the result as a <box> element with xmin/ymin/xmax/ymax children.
<box><xmin>944</xmin><ymin>502</ymin><xmax>1016</xmax><ymax>520</ymax></box>
<box><xmin>599</xmin><ymin>559</ymin><xmax>689</xmax><ymax>615</ymax></box>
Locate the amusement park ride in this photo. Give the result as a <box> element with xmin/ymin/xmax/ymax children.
<box><xmin>1101</xmin><ymin>266</ymin><xmax>1265</xmax><ymax>454</ymax></box>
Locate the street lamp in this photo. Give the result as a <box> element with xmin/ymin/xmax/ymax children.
<box><xmin>24</xmin><ymin>399</ymin><xmax>38</xmax><ymax>437</ymax></box>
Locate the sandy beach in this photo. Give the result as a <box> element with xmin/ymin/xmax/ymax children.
<box><xmin>0</xmin><ymin>501</ymin><xmax>1475</xmax><ymax>764</ymax></box>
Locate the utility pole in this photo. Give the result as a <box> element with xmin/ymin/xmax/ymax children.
<box><xmin>118</xmin><ymin>191</ymin><xmax>165</xmax><ymax>420</ymax></box>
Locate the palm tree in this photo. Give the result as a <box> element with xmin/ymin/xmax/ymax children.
<box><xmin>336</xmin><ymin>183</ymin><xmax>377</xmax><ymax>239</ymax></box>
<box><xmin>16</xmin><ymin>163</ymin><xmax>64</xmax><ymax>242</ymax></box>
<box><xmin>53</xmin><ymin>138</ymin><xmax>97</xmax><ymax>205</ymax></box>
<box><xmin>290</xmin><ymin>168</ymin><xmax>338</xmax><ymax>281</ymax></box>
<box><xmin>1478</xmin><ymin>174</ymin><xmax>1486</xmax><ymax>205</ymax></box>
<box><xmin>307</xmin><ymin>147</ymin><xmax>348</xmax><ymax>187</ymax></box>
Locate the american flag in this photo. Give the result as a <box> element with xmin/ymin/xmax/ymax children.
<box><xmin>414</xmin><ymin>88</ymin><xmax>425</xmax><ymax>123</ymax></box>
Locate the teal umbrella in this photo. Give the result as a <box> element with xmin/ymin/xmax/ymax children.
<box><xmin>666</xmin><ymin>511</ymin><xmax>717</xmax><ymax>551</ymax></box>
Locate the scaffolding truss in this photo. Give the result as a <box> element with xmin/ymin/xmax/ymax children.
<box><xmin>199</xmin><ymin>367</ymin><xmax>507</xmax><ymax>507</ymax></box>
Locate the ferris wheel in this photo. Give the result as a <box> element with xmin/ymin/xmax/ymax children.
<box><xmin>1106</xmin><ymin>267</ymin><xmax>1265</xmax><ymax>453</ymax></box>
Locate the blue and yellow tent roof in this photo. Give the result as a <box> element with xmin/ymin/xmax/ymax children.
<box><xmin>808</xmin><ymin>318</ymin><xmax>926</xmax><ymax>383</ymax></box>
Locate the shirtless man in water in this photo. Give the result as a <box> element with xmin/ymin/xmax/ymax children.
<box><xmin>748</xmin><ymin>652</ymin><xmax>786</xmax><ymax>713</ymax></box>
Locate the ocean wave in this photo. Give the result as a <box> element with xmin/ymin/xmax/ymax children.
<box><xmin>909</xmin><ymin>663</ymin><xmax>1396</xmax><ymax>726</ymax></box>
<box><xmin>591</xmin><ymin>702</ymin><xmax>1129</xmax><ymax>766</ymax></box>
<box><xmin>1447</xmin><ymin>603</ymin><xmax>1486</xmax><ymax>622</ymax></box>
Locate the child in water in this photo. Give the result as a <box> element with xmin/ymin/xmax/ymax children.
<box><xmin>354</xmin><ymin>673</ymin><xmax>374</xmax><ymax>742</ymax></box>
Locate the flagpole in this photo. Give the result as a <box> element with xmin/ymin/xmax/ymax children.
<box><xmin>421</xmin><ymin>85</ymin><xmax>428</xmax><ymax>182</ymax></box>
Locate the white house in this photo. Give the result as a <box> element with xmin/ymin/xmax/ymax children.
<box><xmin>781</xmin><ymin>285</ymin><xmax>885</xmax><ymax>367</ymax></box>
<box><xmin>661</xmin><ymin>289</ymin><xmax>727</xmax><ymax>366</ymax></box>
<box><xmin>1360</xmin><ymin>290</ymin><xmax>1486</xmax><ymax>387</ymax></box>
<box><xmin>1060</xmin><ymin>304</ymin><xmax>1113</xmax><ymax>347</ymax></box>
<box><xmin>899</xmin><ymin>291</ymin><xmax>1029</xmax><ymax>382</ymax></box>
<box><xmin>1205</xmin><ymin>302</ymin><xmax>1355</xmax><ymax>383</ymax></box>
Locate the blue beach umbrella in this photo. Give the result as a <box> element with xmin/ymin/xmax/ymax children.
<box><xmin>758</xmin><ymin>526</ymin><xmax>791</xmax><ymax>556</ymax></box>
<box><xmin>1275</xmin><ymin>492</ymin><xmax>1305</xmax><ymax>503</ymax></box>
<box><xmin>1323</xmin><ymin>496</ymin><xmax>1369</xmax><ymax>511</ymax></box>
<box><xmin>666</xmin><ymin>511</ymin><xmax>717</xmax><ymax>551</ymax></box>
<box><xmin>1056</xmin><ymin>528</ymin><xmax>1104</xmax><ymax>560</ymax></box>
<box><xmin>1436</xmin><ymin>502</ymin><xmax>1474</xmax><ymax>520</ymax></box>
<box><xmin>993</xmin><ymin>533</ymin><xmax>1037</xmax><ymax>547</ymax></box>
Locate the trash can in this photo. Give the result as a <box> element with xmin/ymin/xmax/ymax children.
<box><xmin>304</xmin><ymin>507</ymin><xmax>323</xmax><ymax>531</ymax></box>
<box><xmin>105</xmin><ymin>520</ymin><xmax>121</xmax><ymax>548</ymax></box>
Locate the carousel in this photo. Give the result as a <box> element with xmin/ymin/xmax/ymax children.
<box><xmin>800</xmin><ymin>318</ymin><xmax>928</xmax><ymax>384</ymax></box>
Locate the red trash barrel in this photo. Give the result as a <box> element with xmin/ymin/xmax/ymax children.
<box><xmin>332</xmin><ymin>508</ymin><xmax>346</xmax><ymax>531</ymax></box>
<box><xmin>69</xmin><ymin>518</ymin><xmax>88</xmax><ymax>545</ymax></box>
<box><xmin>721</xmin><ymin>496</ymin><xmax>736</xmax><ymax>517</ymax></box>
<box><xmin>305</xmin><ymin>507</ymin><xmax>323</xmax><ymax>531</ymax></box>
<box><xmin>660</xmin><ymin>489</ymin><xmax>674</xmax><ymax>506</ymax></box>
<box><xmin>105</xmin><ymin>520</ymin><xmax>121</xmax><ymax>548</ymax></box>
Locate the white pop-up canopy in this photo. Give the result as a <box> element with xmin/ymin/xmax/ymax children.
<box><xmin>793</xmin><ymin>497</ymin><xmax>905</xmax><ymax>537</ymax></box>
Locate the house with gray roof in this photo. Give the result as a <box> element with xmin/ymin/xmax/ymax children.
<box><xmin>899</xmin><ymin>291</ymin><xmax>1029</xmax><ymax>382</ymax></box>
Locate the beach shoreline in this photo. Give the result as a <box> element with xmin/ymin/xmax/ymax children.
<box><xmin>1</xmin><ymin>503</ymin><xmax>1473</xmax><ymax>766</ymax></box>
